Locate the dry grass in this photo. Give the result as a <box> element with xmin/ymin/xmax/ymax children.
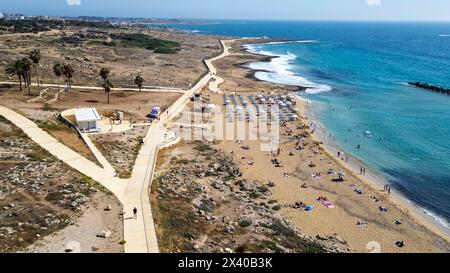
<box><xmin>36</xmin><ymin>119</ymin><xmax>100</xmax><ymax>165</ymax></box>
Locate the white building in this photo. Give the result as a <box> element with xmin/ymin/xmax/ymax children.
<box><xmin>0</xmin><ymin>13</ymin><xmax>5</xmax><ymax>19</ymax></box>
<box><xmin>74</xmin><ymin>108</ymin><xmax>102</xmax><ymax>132</ymax></box>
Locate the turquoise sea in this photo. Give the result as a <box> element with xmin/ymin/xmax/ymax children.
<box><xmin>152</xmin><ymin>20</ymin><xmax>450</xmax><ymax>229</ymax></box>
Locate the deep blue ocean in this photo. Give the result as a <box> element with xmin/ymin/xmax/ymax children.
<box><xmin>152</xmin><ymin>20</ymin><xmax>450</xmax><ymax>228</ymax></box>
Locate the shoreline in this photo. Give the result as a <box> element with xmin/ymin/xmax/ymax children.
<box><xmin>241</xmin><ymin>41</ymin><xmax>332</xmax><ymax>94</ymax></box>
<box><xmin>233</xmin><ymin>39</ymin><xmax>450</xmax><ymax>241</ymax></box>
<box><xmin>236</xmin><ymin>55</ymin><xmax>308</xmax><ymax>93</ymax></box>
<box><xmin>296</xmin><ymin>96</ymin><xmax>450</xmax><ymax>242</ymax></box>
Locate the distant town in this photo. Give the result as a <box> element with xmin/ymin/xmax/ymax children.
<box><xmin>0</xmin><ymin>12</ymin><xmax>59</xmax><ymax>21</ymax></box>
<box><xmin>0</xmin><ymin>11</ymin><xmax>210</xmax><ymax>27</ymax></box>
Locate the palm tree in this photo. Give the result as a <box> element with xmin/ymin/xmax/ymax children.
<box><xmin>5</xmin><ymin>59</ymin><xmax>24</xmax><ymax>91</ymax></box>
<box><xmin>99</xmin><ymin>68</ymin><xmax>112</xmax><ymax>103</ymax></box>
<box><xmin>134</xmin><ymin>74</ymin><xmax>144</xmax><ymax>92</ymax></box>
<box><xmin>99</xmin><ymin>68</ymin><xmax>110</xmax><ymax>82</ymax></box>
<box><xmin>20</xmin><ymin>57</ymin><xmax>33</xmax><ymax>95</ymax></box>
<box><xmin>53</xmin><ymin>63</ymin><xmax>63</xmax><ymax>99</ymax></box>
<box><xmin>62</xmin><ymin>64</ymin><xmax>74</xmax><ymax>92</ymax></box>
<box><xmin>103</xmin><ymin>79</ymin><xmax>113</xmax><ymax>104</ymax></box>
<box><xmin>28</xmin><ymin>49</ymin><xmax>42</xmax><ymax>87</ymax></box>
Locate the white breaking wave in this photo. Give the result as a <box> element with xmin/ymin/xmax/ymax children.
<box><xmin>438</xmin><ymin>34</ymin><xmax>450</xmax><ymax>37</ymax></box>
<box><xmin>244</xmin><ymin>43</ymin><xmax>332</xmax><ymax>94</ymax></box>
<box><xmin>419</xmin><ymin>206</ymin><xmax>450</xmax><ymax>229</ymax></box>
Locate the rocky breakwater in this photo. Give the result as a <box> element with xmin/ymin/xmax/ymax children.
<box><xmin>408</xmin><ymin>82</ymin><xmax>450</xmax><ymax>95</ymax></box>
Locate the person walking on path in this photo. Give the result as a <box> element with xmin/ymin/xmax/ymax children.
<box><xmin>133</xmin><ymin>207</ymin><xmax>138</xmax><ymax>219</ymax></box>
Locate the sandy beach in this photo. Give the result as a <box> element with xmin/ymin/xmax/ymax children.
<box><xmin>300</xmin><ymin>97</ymin><xmax>450</xmax><ymax>240</ymax></box>
<box><xmin>160</xmin><ymin>39</ymin><xmax>450</xmax><ymax>253</ymax></box>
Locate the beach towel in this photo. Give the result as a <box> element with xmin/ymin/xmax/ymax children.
<box><xmin>318</xmin><ymin>199</ymin><xmax>334</xmax><ymax>208</ymax></box>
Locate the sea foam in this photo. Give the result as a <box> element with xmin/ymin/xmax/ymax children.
<box><xmin>419</xmin><ymin>206</ymin><xmax>450</xmax><ymax>229</ymax></box>
<box><xmin>244</xmin><ymin>43</ymin><xmax>332</xmax><ymax>94</ymax></box>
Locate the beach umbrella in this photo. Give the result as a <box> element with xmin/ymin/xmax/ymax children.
<box><xmin>338</xmin><ymin>172</ymin><xmax>346</xmax><ymax>177</ymax></box>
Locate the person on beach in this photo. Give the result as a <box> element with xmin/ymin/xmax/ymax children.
<box><xmin>337</xmin><ymin>151</ymin><xmax>341</xmax><ymax>158</ymax></box>
<box><xmin>133</xmin><ymin>207</ymin><xmax>138</xmax><ymax>219</ymax></box>
<box><xmin>395</xmin><ymin>240</ymin><xmax>405</xmax><ymax>248</ymax></box>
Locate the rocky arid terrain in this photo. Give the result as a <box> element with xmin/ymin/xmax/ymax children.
<box><xmin>90</xmin><ymin>125</ymin><xmax>149</xmax><ymax>178</ymax></box>
<box><xmin>0</xmin><ymin>115</ymin><xmax>122</xmax><ymax>252</ymax></box>
<box><xmin>0</xmin><ymin>26</ymin><xmax>223</xmax><ymax>89</ymax></box>
<box><xmin>151</xmin><ymin>141</ymin><xmax>350</xmax><ymax>253</ymax></box>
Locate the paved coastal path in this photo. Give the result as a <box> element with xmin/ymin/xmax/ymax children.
<box><xmin>0</xmin><ymin>105</ymin><xmax>128</xmax><ymax>201</ymax></box>
<box><xmin>0</xmin><ymin>81</ymin><xmax>186</xmax><ymax>94</ymax></box>
<box><xmin>122</xmin><ymin>39</ymin><xmax>236</xmax><ymax>252</ymax></box>
<box><xmin>0</xmin><ymin>39</ymin><xmax>239</xmax><ymax>253</ymax></box>
<box><xmin>208</xmin><ymin>76</ymin><xmax>225</xmax><ymax>94</ymax></box>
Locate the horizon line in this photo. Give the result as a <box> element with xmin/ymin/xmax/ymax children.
<box><xmin>2</xmin><ymin>10</ymin><xmax>450</xmax><ymax>23</ymax></box>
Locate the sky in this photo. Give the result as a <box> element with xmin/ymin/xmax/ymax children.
<box><xmin>1</xmin><ymin>0</ymin><xmax>450</xmax><ymax>22</ymax></box>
